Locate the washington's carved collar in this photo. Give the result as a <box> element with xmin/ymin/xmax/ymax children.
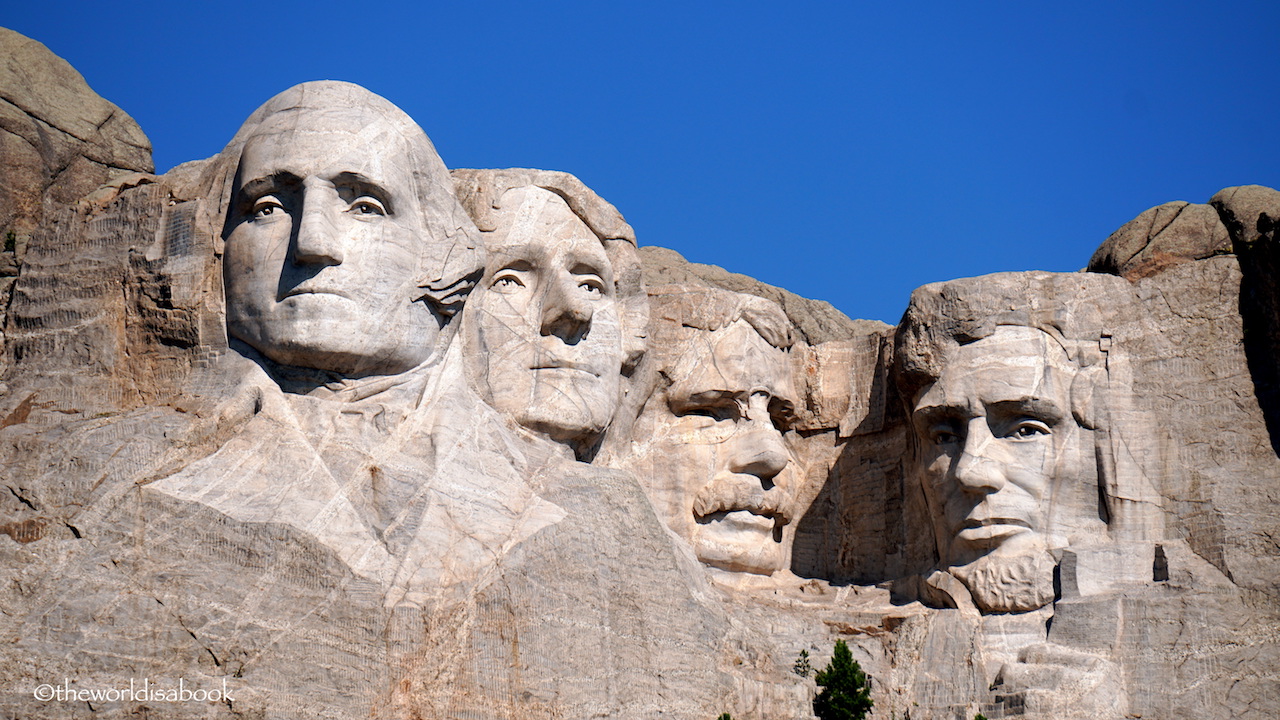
<box><xmin>227</xmin><ymin>337</ymin><xmax>448</xmax><ymax>406</ymax></box>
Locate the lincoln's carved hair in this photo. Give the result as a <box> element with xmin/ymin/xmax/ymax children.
<box><xmin>893</xmin><ymin>271</ymin><xmax>1165</xmax><ymax>542</ymax></box>
<box><xmin>895</xmin><ymin>273</ymin><xmax>1110</xmax><ymax>432</ymax></box>
<box><xmin>204</xmin><ymin>80</ymin><xmax>485</xmax><ymax>317</ymax></box>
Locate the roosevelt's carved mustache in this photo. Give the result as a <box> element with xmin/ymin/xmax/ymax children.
<box><xmin>692</xmin><ymin>474</ymin><xmax>792</xmax><ymax>526</ymax></box>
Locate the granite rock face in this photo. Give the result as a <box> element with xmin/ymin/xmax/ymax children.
<box><xmin>0</xmin><ymin>27</ymin><xmax>154</xmax><ymax>380</ymax></box>
<box><xmin>0</xmin><ymin>27</ymin><xmax>152</xmax><ymax>241</ymax></box>
<box><xmin>638</xmin><ymin>244</ymin><xmax>886</xmax><ymax>344</ymax></box>
<box><xmin>1</xmin><ymin>32</ymin><xmax>1277</xmax><ymax>720</ymax></box>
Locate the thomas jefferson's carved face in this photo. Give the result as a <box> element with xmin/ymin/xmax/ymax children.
<box><xmin>223</xmin><ymin>110</ymin><xmax>440</xmax><ymax>376</ymax></box>
<box><xmin>912</xmin><ymin>326</ymin><xmax>1104</xmax><ymax>609</ymax></box>
<box><xmin>638</xmin><ymin>320</ymin><xmax>798</xmax><ymax>575</ymax></box>
<box><xmin>465</xmin><ymin>187</ymin><xmax>623</xmax><ymax>446</ymax></box>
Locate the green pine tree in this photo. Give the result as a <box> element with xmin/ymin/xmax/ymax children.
<box><xmin>813</xmin><ymin>639</ymin><xmax>874</xmax><ymax>720</ymax></box>
<box><xmin>794</xmin><ymin>648</ymin><xmax>812</xmax><ymax>677</ymax></box>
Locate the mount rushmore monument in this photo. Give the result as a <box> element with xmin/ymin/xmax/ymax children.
<box><xmin>0</xmin><ymin>27</ymin><xmax>1276</xmax><ymax>719</ymax></box>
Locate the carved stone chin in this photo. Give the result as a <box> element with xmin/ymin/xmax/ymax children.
<box><xmin>951</xmin><ymin>543</ymin><xmax>1058</xmax><ymax>614</ymax></box>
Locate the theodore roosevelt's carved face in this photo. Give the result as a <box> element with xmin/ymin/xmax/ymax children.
<box><xmin>637</xmin><ymin>318</ymin><xmax>798</xmax><ymax>575</ymax></box>
<box><xmin>223</xmin><ymin>109</ymin><xmax>440</xmax><ymax>376</ymax></box>
<box><xmin>911</xmin><ymin>326</ymin><xmax>1104</xmax><ymax>610</ymax></box>
<box><xmin>465</xmin><ymin>186</ymin><xmax>624</xmax><ymax>447</ymax></box>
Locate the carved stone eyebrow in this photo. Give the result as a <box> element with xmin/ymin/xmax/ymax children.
<box><xmin>493</xmin><ymin>258</ymin><xmax>534</xmax><ymax>274</ymax></box>
<box><xmin>984</xmin><ymin>397</ymin><xmax>1066</xmax><ymax>424</ymax></box>
<box><xmin>237</xmin><ymin>171</ymin><xmax>301</xmax><ymax>203</ymax></box>
<box><xmin>331</xmin><ymin>172</ymin><xmax>396</xmax><ymax>214</ymax></box>
<box><xmin>912</xmin><ymin>403</ymin><xmax>971</xmax><ymax>422</ymax></box>
<box><xmin>568</xmin><ymin>261</ymin><xmax>607</xmax><ymax>277</ymax></box>
<box><xmin>669</xmin><ymin>388</ymin><xmax>739</xmax><ymax>414</ymax></box>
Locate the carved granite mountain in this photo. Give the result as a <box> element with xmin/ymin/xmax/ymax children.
<box><xmin>0</xmin><ymin>28</ymin><xmax>1277</xmax><ymax>720</ymax></box>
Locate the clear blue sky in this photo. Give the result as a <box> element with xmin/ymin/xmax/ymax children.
<box><xmin>8</xmin><ymin>2</ymin><xmax>1278</xmax><ymax>324</ymax></box>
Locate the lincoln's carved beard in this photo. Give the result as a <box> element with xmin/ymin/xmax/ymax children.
<box><xmin>951</xmin><ymin>540</ymin><xmax>1057</xmax><ymax>613</ymax></box>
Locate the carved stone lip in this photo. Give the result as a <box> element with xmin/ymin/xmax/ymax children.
<box><xmin>281</xmin><ymin>286</ymin><xmax>353</xmax><ymax>301</ymax></box>
<box><xmin>962</xmin><ymin>516</ymin><xmax>1031</xmax><ymax>530</ymax></box>
<box><xmin>695</xmin><ymin>509</ymin><xmax>777</xmax><ymax>535</ymax></box>
<box><xmin>531</xmin><ymin>362</ymin><xmax>601</xmax><ymax>377</ymax></box>
<box><xmin>693</xmin><ymin>484</ymin><xmax>792</xmax><ymax>526</ymax></box>
<box><xmin>698</xmin><ymin>505</ymin><xmax>788</xmax><ymax>526</ymax></box>
<box><xmin>956</xmin><ymin>517</ymin><xmax>1032</xmax><ymax>543</ymax></box>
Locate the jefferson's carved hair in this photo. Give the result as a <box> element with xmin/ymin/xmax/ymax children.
<box><xmin>451</xmin><ymin>168</ymin><xmax>650</xmax><ymax>372</ymax></box>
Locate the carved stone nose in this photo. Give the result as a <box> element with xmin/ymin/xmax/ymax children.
<box><xmin>951</xmin><ymin>420</ymin><xmax>1005</xmax><ymax>494</ymax></box>
<box><xmin>728</xmin><ymin>425</ymin><xmax>790</xmax><ymax>485</ymax></box>
<box><xmin>293</xmin><ymin>188</ymin><xmax>344</xmax><ymax>266</ymax></box>
<box><xmin>539</xmin><ymin>276</ymin><xmax>593</xmax><ymax>344</ymax></box>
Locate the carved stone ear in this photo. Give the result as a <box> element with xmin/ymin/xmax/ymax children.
<box><xmin>418</xmin><ymin>202</ymin><xmax>487</xmax><ymax>319</ymax></box>
<box><xmin>602</xmin><ymin>239</ymin><xmax>649</xmax><ymax>372</ymax></box>
<box><xmin>1071</xmin><ymin>365</ymin><xmax>1107</xmax><ymax>430</ymax></box>
<box><xmin>419</xmin><ymin>267</ymin><xmax>483</xmax><ymax>319</ymax></box>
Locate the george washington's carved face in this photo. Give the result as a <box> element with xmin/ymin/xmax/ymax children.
<box><xmin>223</xmin><ymin>108</ymin><xmax>442</xmax><ymax>376</ymax></box>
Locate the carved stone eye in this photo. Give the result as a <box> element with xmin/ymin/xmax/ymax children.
<box><xmin>1009</xmin><ymin>422</ymin><xmax>1050</xmax><ymax>439</ymax></box>
<box><xmin>930</xmin><ymin>426</ymin><xmax>961</xmax><ymax>447</ymax></box>
<box><xmin>350</xmin><ymin>197</ymin><xmax>386</xmax><ymax>216</ymax></box>
<box><xmin>251</xmin><ymin>197</ymin><xmax>283</xmax><ymax>220</ymax></box>
<box><xmin>493</xmin><ymin>274</ymin><xmax>525</xmax><ymax>291</ymax></box>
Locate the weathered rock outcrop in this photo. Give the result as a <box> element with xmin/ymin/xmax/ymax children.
<box><xmin>638</xmin><ymin>244</ymin><xmax>886</xmax><ymax>344</ymax></box>
<box><xmin>0</xmin><ymin>27</ymin><xmax>152</xmax><ymax>237</ymax></box>
<box><xmin>1087</xmin><ymin>200</ymin><xmax>1231</xmax><ymax>280</ymax></box>
<box><xmin>0</xmin><ymin>27</ymin><xmax>154</xmax><ymax>378</ymax></box>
